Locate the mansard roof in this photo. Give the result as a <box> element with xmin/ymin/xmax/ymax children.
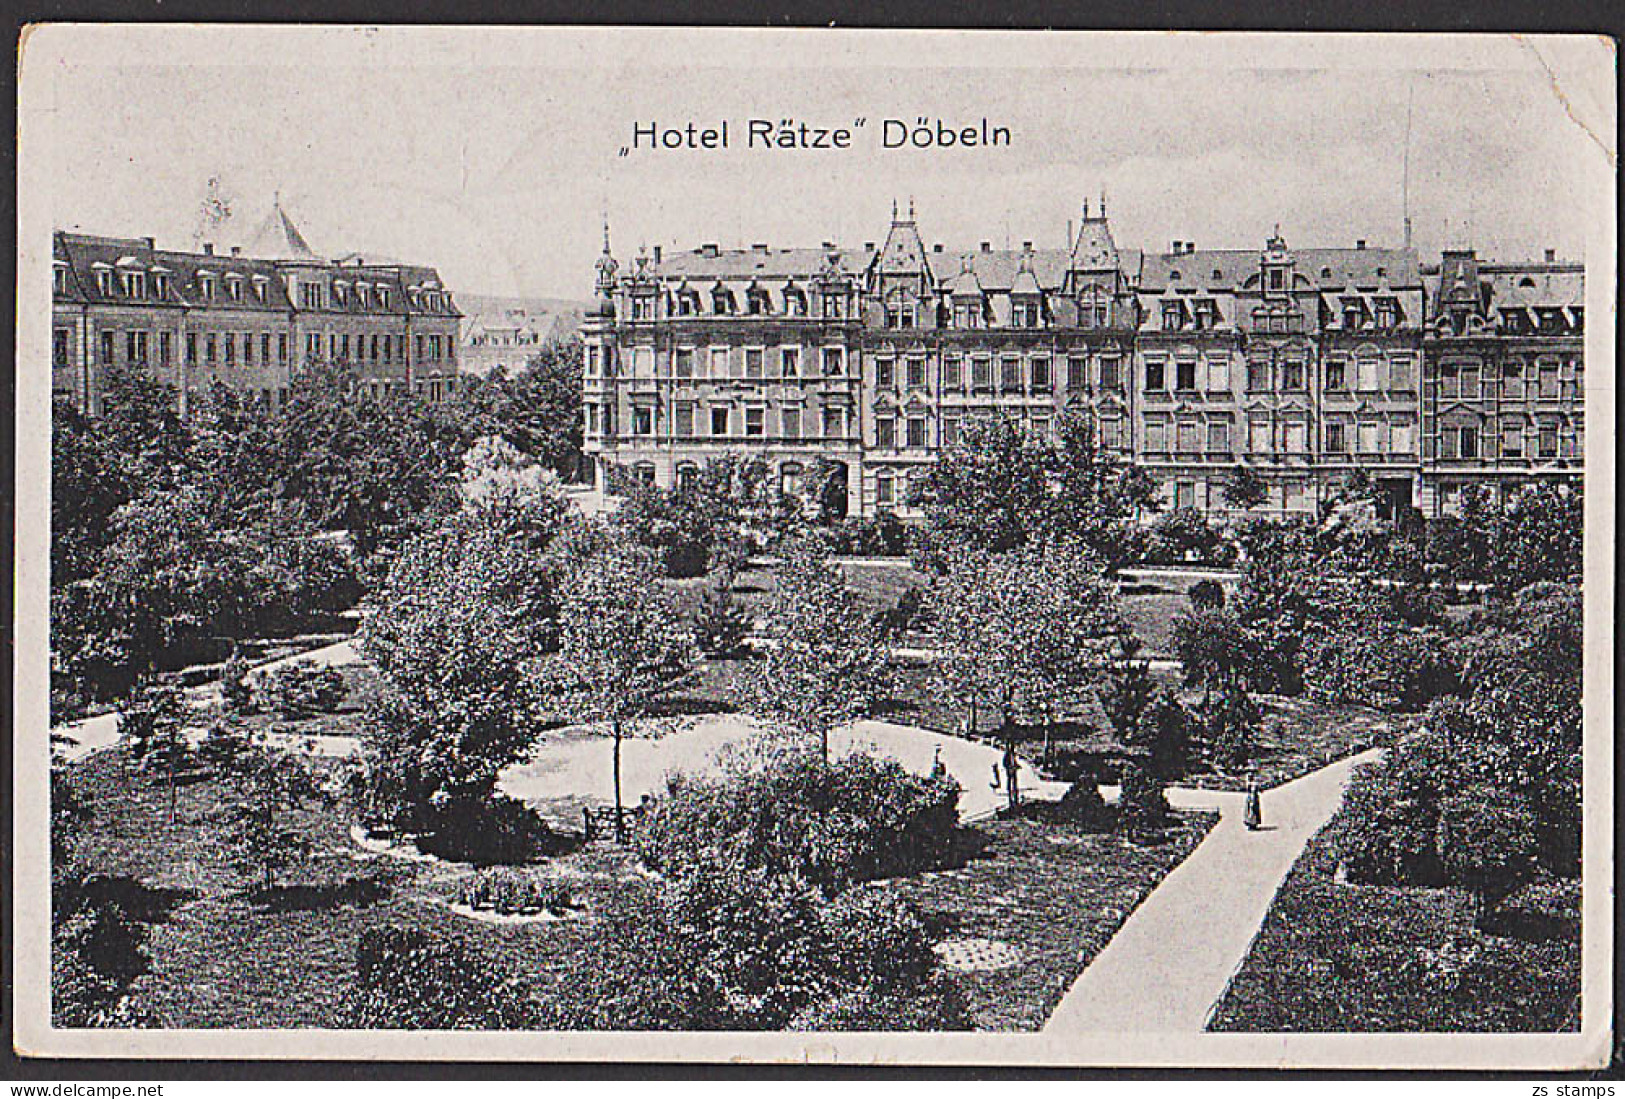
<box><xmin>1141</xmin><ymin>246</ymin><xmax>1421</xmax><ymax>292</ymax></box>
<box><xmin>650</xmin><ymin>246</ymin><xmax>865</xmax><ymax>280</ymax></box>
<box><xmin>930</xmin><ymin>248</ymin><xmax>1072</xmax><ymax>291</ymax></box>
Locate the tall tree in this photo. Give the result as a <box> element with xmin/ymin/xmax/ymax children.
<box><xmin>748</xmin><ymin>541</ymin><xmax>892</xmax><ymax>763</ymax></box>
<box><xmin>929</xmin><ymin>543</ymin><xmax>1121</xmax><ymax>809</ymax></box>
<box><xmin>553</xmin><ymin>548</ymin><xmax>696</xmax><ymax>841</ymax></box>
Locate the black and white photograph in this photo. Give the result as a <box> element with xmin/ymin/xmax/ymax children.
<box><xmin>10</xmin><ymin>25</ymin><xmax>1616</xmax><ymax>1070</ymax></box>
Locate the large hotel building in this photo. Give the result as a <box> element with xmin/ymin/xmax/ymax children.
<box><xmin>581</xmin><ymin>202</ymin><xmax>1583</xmax><ymax>519</ymax></box>
<box><xmin>51</xmin><ymin>200</ymin><xmax>462</xmax><ymax>416</ymax></box>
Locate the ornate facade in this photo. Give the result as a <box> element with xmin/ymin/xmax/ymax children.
<box><xmin>580</xmin><ymin>203</ymin><xmax>1584</xmax><ymax>520</ymax></box>
<box><xmin>51</xmin><ymin>201</ymin><xmax>462</xmax><ymax>416</ymax></box>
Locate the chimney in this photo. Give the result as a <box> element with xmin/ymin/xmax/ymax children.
<box><xmin>1172</xmin><ymin>240</ymin><xmax>1182</xmax><ymax>254</ymax></box>
<box><xmin>753</xmin><ymin>242</ymin><xmax>770</xmax><ymax>253</ymax></box>
<box><xmin>652</xmin><ymin>245</ymin><xmax>662</xmax><ymax>263</ymax></box>
<box><xmin>700</xmin><ymin>243</ymin><xmax>719</xmax><ymax>257</ymax></box>
<box><xmin>230</xmin><ymin>246</ymin><xmax>242</xmax><ymax>257</ymax></box>
<box><xmin>933</xmin><ymin>244</ymin><xmax>943</xmax><ymax>253</ymax></box>
<box><xmin>1356</xmin><ymin>239</ymin><xmax>1367</xmax><ymax>250</ymax></box>
<box><xmin>1022</xmin><ymin>240</ymin><xmax>1033</xmax><ymax>251</ymax></box>
<box><xmin>1185</xmin><ymin>241</ymin><xmax>1195</xmax><ymax>254</ymax></box>
<box><xmin>979</xmin><ymin>241</ymin><xmax>991</xmax><ymax>252</ymax></box>
<box><xmin>202</xmin><ymin>242</ymin><xmax>214</xmax><ymax>256</ymax></box>
<box><xmin>1544</xmin><ymin>248</ymin><xmax>1556</xmax><ymax>262</ymax></box>
<box><xmin>863</xmin><ymin>242</ymin><xmax>875</xmax><ymax>251</ymax></box>
<box><xmin>142</xmin><ymin>236</ymin><xmax>155</xmax><ymax>248</ymax></box>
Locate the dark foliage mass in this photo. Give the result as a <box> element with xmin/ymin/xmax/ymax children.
<box><xmin>51</xmin><ymin>348</ymin><xmax>585</xmax><ymax>720</ymax></box>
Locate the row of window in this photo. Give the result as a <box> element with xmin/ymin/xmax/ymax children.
<box><xmin>590</xmin><ymin>402</ymin><xmax>853</xmax><ymax>441</ymax></box>
<box><xmin>1433</xmin><ymin>422</ymin><xmax>1580</xmax><ymax>461</ymax></box>
<box><xmin>1143</xmin><ymin>419</ymin><xmax>1419</xmax><ymax>457</ymax></box>
<box><xmin>1434</xmin><ymin>359</ymin><xmax>1581</xmax><ymax>400</ymax></box>
<box><xmin>633</xmin><ymin>288</ymin><xmax>851</xmax><ymax>322</ymax></box>
<box><xmin>55</xmin><ymin>326</ymin><xmax>454</xmax><ymax>368</ymax></box>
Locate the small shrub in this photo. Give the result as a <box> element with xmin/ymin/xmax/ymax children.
<box><xmin>219</xmin><ymin>650</ymin><xmax>255</xmax><ymax>713</ymax></box>
<box><xmin>413</xmin><ymin>794</ymin><xmax>560</xmax><ymax>867</ymax></box>
<box><xmin>872</xmin><ymin>585</ymin><xmax>929</xmax><ymax>637</ymax></box>
<box><xmin>1188</xmin><ymin>579</ymin><xmax>1225</xmax><ymax>611</ymax></box>
<box><xmin>456</xmin><ymin>868</ymin><xmax>573</xmax><ymax>916</ymax></box>
<box><xmin>1055</xmin><ymin>777</ymin><xmax>1113</xmax><ymax>831</ymax></box>
<box><xmin>342</xmin><ymin>926</ymin><xmax>540</xmax><ymax>1029</ymax></box>
<box><xmin>253</xmin><ymin>659</ymin><xmax>348</xmax><ymax>718</ymax></box>
<box><xmin>196</xmin><ymin>719</ymin><xmax>249</xmax><ymax>775</ymax></box>
<box><xmin>1118</xmin><ymin>764</ymin><xmax>1171</xmax><ymax>836</ymax></box>
<box><xmin>692</xmin><ymin>583</ymin><xmax>753</xmax><ymax>658</ymax></box>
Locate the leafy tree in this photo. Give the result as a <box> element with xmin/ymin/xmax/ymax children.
<box><xmin>909</xmin><ymin>415</ymin><xmax>1048</xmax><ymax>554</ymax></box>
<box><xmin>1221</xmin><ymin>464</ymin><xmax>1268</xmax><ymax>511</ymax></box>
<box><xmin>273</xmin><ymin>362</ymin><xmax>468</xmax><ymax>558</ymax></box>
<box><xmin>910</xmin><ymin>411</ymin><xmax>1155</xmax><ymax>566</ymax></box>
<box><xmin>118</xmin><ymin>678</ymin><xmax>191</xmax><ymax>822</ymax></box>
<box><xmin>747</xmin><ymin>542</ymin><xmax>892</xmax><ymax>763</ymax></box>
<box><xmin>552</xmin><ymin>548</ymin><xmax>697</xmax><ymax>841</ymax></box>
<box><xmin>449</xmin><ymin>341</ymin><xmax>584</xmax><ymax>478</ymax></box>
<box><xmin>360</xmin><ymin>503</ymin><xmax>566</xmax><ymax>832</ymax></box>
<box><xmin>1188</xmin><ymin>579</ymin><xmax>1226</xmax><ymax>610</ymax></box>
<box><xmin>1102</xmin><ymin>643</ymin><xmax>1189</xmax><ymax>827</ymax></box>
<box><xmin>929</xmin><ymin>542</ymin><xmax>1120</xmax><ymax>808</ymax></box>
<box><xmin>217</xmin><ymin>734</ymin><xmax>329</xmax><ymax>892</ymax></box>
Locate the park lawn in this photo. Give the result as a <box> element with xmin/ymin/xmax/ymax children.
<box><xmin>881</xmin><ymin>661</ymin><xmax>1393</xmax><ymax>793</ymax></box>
<box><xmin>62</xmin><ymin>742</ymin><xmax>1217</xmax><ymax>1033</ymax></box>
<box><xmin>876</xmin><ymin>810</ymin><xmax>1217</xmax><ymax>1031</ymax></box>
<box><xmin>1207</xmin><ymin>795</ymin><xmax>1581</xmax><ymax>1033</ymax></box>
<box><xmin>58</xmin><ymin>747</ymin><xmax>652</xmax><ymax>1028</ymax></box>
<box><xmin>1114</xmin><ymin>592</ymin><xmax>1190</xmax><ymax>659</ymax></box>
<box><xmin>664</xmin><ymin>558</ymin><xmax>928</xmax><ymax>625</ymax></box>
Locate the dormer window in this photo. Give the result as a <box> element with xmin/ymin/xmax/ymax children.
<box><xmin>784</xmin><ymin>287</ymin><xmax>807</xmax><ymax>316</ymax></box>
<box><xmin>123</xmin><ymin>271</ymin><xmax>147</xmax><ymax>297</ymax></box>
<box><xmin>1011</xmin><ymin>299</ymin><xmax>1042</xmax><ymax>327</ymax></box>
<box><xmin>1192</xmin><ymin>299</ymin><xmax>1218</xmax><ymax>331</ymax></box>
<box><xmin>1320</xmin><ymin>266</ymin><xmax>1332</xmax><ymax>279</ymax></box>
<box><xmin>153</xmin><ymin>270</ymin><xmax>171</xmax><ymax>297</ymax></box>
<box><xmin>252</xmin><ymin>277</ymin><xmax>267</xmax><ymax>303</ymax></box>
<box><xmin>712</xmin><ymin>288</ymin><xmax>735</xmax><ymax>315</ymax></box>
<box><xmin>1343</xmin><ymin>300</ymin><xmax>1365</xmax><ymax>330</ymax></box>
<box><xmin>226</xmin><ymin>276</ymin><xmax>242</xmax><ymax>302</ymax></box>
<box><xmin>94</xmin><ymin>267</ymin><xmax>113</xmax><ymax>295</ymax></box>
<box><xmin>377</xmin><ymin>287</ymin><xmax>390</xmax><ymax>309</ymax></box>
<box><xmin>198</xmin><ymin>273</ymin><xmax>217</xmax><ymax>300</ymax></box>
<box><xmin>1375</xmin><ymin>299</ymin><xmax>1397</xmax><ymax>330</ymax></box>
<box><xmin>822</xmin><ymin>293</ymin><xmax>845</xmax><ymax>319</ymax></box>
<box><xmin>747</xmin><ymin>288</ymin><xmax>771</xmax><ymax>315</ymax></box>
<box><xmin>53</xmin><ymin>264</ymin><xmax>69</xmax><ymax>294</ymax></box>
<box><xmin>1268</xmin><ymin>268</ymin><xmax>1284</xmax><ymax>291</ymax></box>
<box><xmin>1161</xmin><ymin>300</ymin><xmax>1186</xmax><ymax>331</ymax></box>
<box><xmin>333</xmin><ymin>281</ymin><xmax>349</xmax><ymax>306</ymax></box>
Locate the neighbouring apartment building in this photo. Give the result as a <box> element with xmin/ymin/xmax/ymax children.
<box><xmin>580</xmin><ymin>202</ymin><xmax>1585</xmax><ymax>519</ymax></box>
<box><xmin>51</xmin><ymin>200</ymin><xmax>462</xmax><ymax>416</ymax></box>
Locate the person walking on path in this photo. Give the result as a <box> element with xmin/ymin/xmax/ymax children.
<box><xmin>1244</xmin><ymin>774</ymin><xmax>1263</xmax><ymax>831</ymax></box>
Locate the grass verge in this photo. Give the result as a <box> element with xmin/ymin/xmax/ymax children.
<box><xmin>1207</xmin><ymin>797</ymin><xmax>1580</xmax><ymax>1032</ymax></box>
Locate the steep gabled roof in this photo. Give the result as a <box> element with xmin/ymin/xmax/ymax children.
<box><xmin>244</xmin><ymin>200</ymin><xmax>322</xmax><ymax>262</ymax></box>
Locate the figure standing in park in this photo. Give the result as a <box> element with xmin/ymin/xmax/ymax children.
<box><xmin>1244</xmin><ymin>774</ymin><xmax>1263</xmax><ymax>831</ymax></box>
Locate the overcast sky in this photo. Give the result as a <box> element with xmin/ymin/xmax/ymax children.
<box><xmin>23</xmin><ymin>28</ymin><xmax>1615</xmax><ymax>299</ymax></box>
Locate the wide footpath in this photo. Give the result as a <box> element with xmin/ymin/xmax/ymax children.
<box><xmin>1045</xmin><ymin>748</ymin><xmax>1382</xmax><ymax>1034</ymax></box>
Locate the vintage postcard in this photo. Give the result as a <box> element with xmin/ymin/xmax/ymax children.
<box><xmin>11</xmin><ymin>25</ymin><xmax>1616</xmax><ymax>1069</ymax></box>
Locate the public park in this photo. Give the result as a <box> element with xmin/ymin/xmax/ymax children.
<box><xmin>46</xmin><ymin>352</ymin><xmax>1585</xmax><ymax>1034</ymax></box>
